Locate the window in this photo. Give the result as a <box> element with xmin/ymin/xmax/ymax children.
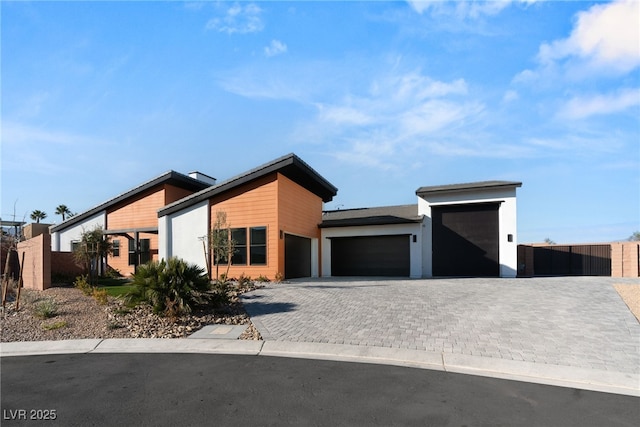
<box><xmin>250</xmin><ymin>227</ymin><xmax>267</xmax><ymax>265</ymax></box>
<box><xmin>140</xmin><ymin>239</ymin><xmax>151</xmax><ymax>264</ymax></box>
<box><xmin>129</xmin><ymin>238</ymin><xmax>151</xmax><ymax>265</ymax></box>
<box><xmin>71</xmin><ymin>241</ymin><xmax>80</xmax><ymax>252</ymax></box>
<box><xmin>231</xmin><ymin>228</ymin><xmax>247</xmax><ymax>265</ymax></box>
<box><xmin>112</xmin><ymin>239</ymin><xmax>120</xmax><ymax>257</ymax></box>
<box><xmin>213</xmin><ymin>226</ymin><xmax>267</xmax><ymax>266</ymax></box>
<box><xmin>128</xmin><ymin>239</ymin><xmax>136</xmax><ymax>266</ymax></box>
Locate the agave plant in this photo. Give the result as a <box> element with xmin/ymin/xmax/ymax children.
<box><xmin>127</xmin><ymin>258</ymin><xmax>210</xmax><ymax>316</ymax></box>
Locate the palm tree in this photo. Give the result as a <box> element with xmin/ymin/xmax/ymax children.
<box><xmin>30</xmin><ymin>210</ymin><xmax>47</xmax><ymax>223</ymax></box>
<box><xmin>55</xmin><ymin>204</ymin><xmax>72</xmax><ymax>221</ymax></box>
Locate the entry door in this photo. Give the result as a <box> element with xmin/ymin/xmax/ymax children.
<box><xmin>432</xmin><ymin>203</ymin><xmax>500</xmax><ymax>277</ymax></box>
<box><xmin>284</xmin><ymin>234</ymin><xmax>311</xmax><ymax>279</ymax></box>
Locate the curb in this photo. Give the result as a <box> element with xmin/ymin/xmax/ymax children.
<box><xmin>1</xmin><ymin>339</ymin><xmax>638</xmax><ymax>397</ymax></box>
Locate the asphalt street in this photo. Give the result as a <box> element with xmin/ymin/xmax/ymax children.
<box><xmin>1</xmin><ymin>353</ymin><xmax>638</xmax><ymax>427</ymax></box>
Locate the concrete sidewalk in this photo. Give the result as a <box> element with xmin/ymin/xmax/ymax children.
<box><xmin>1</xmin><ymin>337</ymin><xmax>638</xmax><ymax>397</ymax></box>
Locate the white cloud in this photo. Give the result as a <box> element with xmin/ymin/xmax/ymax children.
<box><xmin>206</xmin><ymin>2</ymin><xmax>264</xmax><ymax>34</ymax></box>
<box><xmin>301</xmin><ymin>70</ymin><xmax>496</xmax><ymax>168</ymax></box>
<box><xmin>537</xmin><ymin>0</ymin><xmax>640</xmax><ymax>74</ymax></box>
<box><xmin>558</xmin><ymin>88</ymin><xmax>640</xmax><ymax>120</ymax></box>
<box><xmin>502</xmin><ymin>90</ymin><xmax>519</xmax><ymax>103</ymax></box>
<box><xmin>264</xmin><ymin>40</ymin><xmax>287</xmax><ymax>57</ymax></box>
<box><xmin>407</xmin><ymin>0</ymin><xmax>538</xmax><ymax>18</ymax></box>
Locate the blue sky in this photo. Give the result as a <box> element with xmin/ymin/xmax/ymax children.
<box><xmin>1</xmin><ymin>0</ymin><xmax>638</xmax><ymax>243</ymax></box>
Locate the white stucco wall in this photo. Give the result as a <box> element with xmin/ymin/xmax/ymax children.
<box><xmin>418</xmin><ymin>186</ymin><xmax>519</xmax><ymax>278</ymax></box>
<box><xmin>158</xmin><ymin>200</ymin><xmax>209</xmax><ymax>269</ymax></box>
<box><xmin>51</xmin><ymin>211</ymin><xmax>106</xmax><ymax>251</ymax></box>
<box><xmin>320</xmin><ymin>223</ymin><xmax>424</xmax><ymax>278</ymax></box>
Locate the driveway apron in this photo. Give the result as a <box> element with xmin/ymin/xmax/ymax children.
<box><xmin>241</xmin><ymin>277</ymin><xmax>640</xmax><ymax>375</ymax></box>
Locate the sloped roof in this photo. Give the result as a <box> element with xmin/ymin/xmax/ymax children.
<box><xmin>158</xmin><ymin>153</ymin><xmax>338</xmax><ymax>218</ymax></box>
<box><xmin>320</xmin><ymin>204</ymin><xmax>422</xmax><ymax>228</ymax></box>
<box><xmin>50</xmin><ymin>171</ymin><xmax>211</xmax><ymax>232</ymax></box>
<box><xmin>416</xmin><ymin>180</ymin><xmax>522</xmax><ymax>197</ymax></box>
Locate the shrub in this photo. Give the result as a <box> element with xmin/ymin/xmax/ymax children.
<box><xmin>209</xmin><ymin>279</ymin><xmax>232</xmax><ymax>306</ymax></box>
<box><xmin>33</xmin><ymin>298</ymin><xmax>58</xmax><ymax>319</ymax></box>
<box><xmin>74</xmin><ymin>275</ymin><xmax>93</xmax><ymax>296</ymax></box>
<box><xmin>92</xmin><ymin>288</ymin><xmax>109</xmax><ymax>305</ymax></box>
<box><xmin>127</xmin><ymin>257</ymin><xmax>210</xmax><ymax>316</ymax></box>
<box><xmin>255</xmin><ymin>275</ymin><xmax>270</xmax><ymax>283</ymax></box>
<box><xmin>237</xmin><ymin>273</ymin><xmax>252</xmax><ymax>287</ymax></box>
<box><xmin>274</xmin><ymin>272</ymin><xmax>284</xmax><ymax>283</ymax></box>
<box><xmin>42</xmin><ymin>321</ymin><xmax>67</xmax><ymax>331</ymax></box>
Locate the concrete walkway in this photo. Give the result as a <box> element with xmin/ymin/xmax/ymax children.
<box><xmin>2</xmin><ymin>277</ymin><xmax>639</xmax><ymax>396</ymax></box>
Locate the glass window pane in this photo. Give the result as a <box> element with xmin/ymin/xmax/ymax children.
<box><xmin>250</xmin><ymin>227</ymin><xmax>266</xmax><ymax>245</ymax></box>
<box><xmin>230</xmin><ymin>228</ymin><xmax>247</xmax><ymax>265</ymax></box>
<box><xmin>250</xmin><ymin>246</ymin><xmax>266</xmax><ymax>265</ymax></box>
<box><xmin>250</xmin><ymin>227</ymin><xmax>267</xmax><ymax>265</ymax></box>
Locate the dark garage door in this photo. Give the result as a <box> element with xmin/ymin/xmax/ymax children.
<box><xmin>285</xmin><ymin>234</ymin><xmax>311</xmax><ymax>279</ymax></box>
<box><xmin>432</xmin><ymin>203</ymin><xmax>500</xmax><ymax>277</ymax></box>
<box><xmin>331</xmin><ymin>235</ymin><xmax>410</xmax><ymax>277</ymax></box>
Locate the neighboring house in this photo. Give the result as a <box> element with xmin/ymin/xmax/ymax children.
<box><xmin>50</xmin><ymin>171</ymin><xmax>214</xmax><ymax>276</ymax></box>
<box><xmin>321</xmin><ymin>181</ymin><xmax>522</xmax><ymax>278</ymax></box>
<box><xmin>157</xmin><ymin>153</ymin><xmax>338</xmax><ymax>280</ymax></box>
<box><xmin>49</xmin><ymin>153</ymin><xmax>522</xmax><ymax>280</ymax></box>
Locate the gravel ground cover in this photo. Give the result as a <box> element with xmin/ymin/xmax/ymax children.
<box><xmin>0</xmin><ymin>284</ymin><xmax>262</xmax><ymax>342</ymax></box>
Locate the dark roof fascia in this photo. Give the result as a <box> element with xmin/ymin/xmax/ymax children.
<box><xmin>416</xmin><ymin>180</ymin><xmax>522</xmax><ymax>197</ymax></box>
<box><xmin>158</xmin><ymin>153</ymin><xmax>338</xmax><ymax>218</ymax></box>
<box><xmin>319</xmin><ymin>216</ymin><xmax>423</xmax><ymax>228</ymax></box>
<box><xmin>51</xmin><ymin>171</ymin><xmax>211</xmax><ymax>233</ymax></box>
<box><xmin>319</xmin><ymin>204</ymin><xmax>422</xmax><ymax>228</ymax></box>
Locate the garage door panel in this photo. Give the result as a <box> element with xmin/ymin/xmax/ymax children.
<box><xmin>331</xmin><ymin>235</ymin><xmax>410</xmax><ymax>277</ymax></box>
<box><xmin>433</xmin><ymin>204</ymin><xmax>499</xmax><ymax>277</ymax></box>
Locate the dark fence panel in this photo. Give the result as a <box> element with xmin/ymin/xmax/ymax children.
<box><xmin>532</xmin><ymin>244</ymin><xmax>611</xmax><ymax>276</ymax></box>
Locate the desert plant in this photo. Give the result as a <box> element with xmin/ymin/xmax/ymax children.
<box><xmin>237</xmin><ymin>273</ymin><xmax>252</xmax><ymax>287</ymax></box>
<box><xmin>127</xmin><ymin>257</ymin><xmax>210</xmax><ymax>316</ymax></box>
<box><xmin>92</xmin><ymin>288</ymin><xmax>109</xmax><ymax>305</ymax></box>
<box><xmin>73</xmin><ymin>225</ymin><xmax>113</xmax><ymax>284</ymax></box>
<box><xmin>74</xmin><ymin>275</ymin><xmax>93</xmax><ymax>296</ymax></box>
<box><xmin>33</xmin><ymin>298</ymin><xmax>58</xmax><ymax>319</ymax></box>
<box><xmin>55</xmin><ymin>205</ymin><xmax>72</xmax><ymax>221</ymax></box>
<box><xmin>209</xmin><ymin>211</ymin><xmax>236</xmax><ymax>280</ymax></box>
<box><xmin>30</xmin><ymin>210</ymin><xmax>47</xmax><ymax>223</ymax></box>
<box><xmin>42</xmin><ymin>320</ymin><xmax>67</xmax><ymax>330</ymax></box>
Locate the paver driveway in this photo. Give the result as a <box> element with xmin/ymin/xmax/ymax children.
<box><xmin>242</xmin><ymin>277</ymin><xmax>640</xmax><ymax>374</ymax></box>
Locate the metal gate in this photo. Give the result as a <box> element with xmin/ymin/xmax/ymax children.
<box><xmin>532</xmin><ymin>245</ymin><xmax>611</xmax><ymax>276</ymax></box>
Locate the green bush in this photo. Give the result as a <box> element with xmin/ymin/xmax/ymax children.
<box><xmin>33</xmin><ymin>298</ymin><xmax>58</xmax><ymax>319</ymax></box>
<box><xmin>127</xmin><ymin>258</ymin><xmax>210</xmax><ymax>316</ymax></box>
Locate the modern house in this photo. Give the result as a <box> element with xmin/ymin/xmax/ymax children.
<box><xmin>320</xmin><ymin>181</ymin><xmax>521</xmax><ymax>278</ymax></box>
<box><xmin>157</xmin><ymin>154</ymin><xmax>338</xmax><ymax>280</ymax></box>
<box><xmin>50</xmin><ymin>153</ymin><xmax>522</xmax><ymax>280</ymax></box>
<box><xmin>50</xmin><ymin>171</ymin><xmax>214</xmax><ymax>276</ymax></box>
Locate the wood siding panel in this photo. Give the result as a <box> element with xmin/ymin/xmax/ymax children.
<box><xmin>277</xmin><ymin>173</ymin><xmax>323</xmax><ymax>276</ymax></box>
<box><xmin>106</xmin><ymin>187</ymin><xmax>165</xmax><ymax>276</ymax></box>
<box><xmin>107</xmin><ymin>188</ymin><xmax>165</xmax><ymax>230</ymax></box>
<box><xmin>210</xmin><ymin>174</ymin><xmax>279</xmax><ymax>280</ymax></box>
<box><xmin>165</xmin><ymin>184</ymin><xmax>198</xmax><ymax>205</ymax></box>
<box><xmin>277</xmin><ymin>173</ymin><xmax>323</xmax><ymax>238</ymax></box>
